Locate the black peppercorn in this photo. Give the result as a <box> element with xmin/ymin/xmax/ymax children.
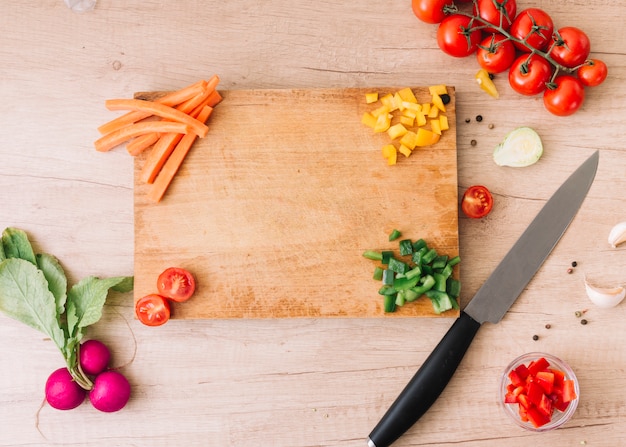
<box><xmin>532</xmin><ymin>335</ymin><xmax>539</xmax><ymax>341</ymax></box>
<box><xmin>465</xmin><ymin>118</ymin><xmax>471</xmax><ymax>123</ymax></box>
<box><xmin>581</xmin><ymin>319</ymin><xmax>588</xmax><ymax>325</ymax></box>
<box><xmin>476</xmin><ymin>115</ymin><xmax>483</xmax><ymax>122</ymax></box>
<box><xmin>545</xmin><ymin>324</ymin><xmax>551</xmax><ymax>329</ymax></box>
<box><xmin>571</xmin><ymin>261</ymin><xmax>578</xmax><ymax>267</ymax></box>
<box><xmin>470</xmin><ymin>139</ymin><xmax>477</xmax><ymax>146</ymax></box>
<box><xmin>440</xmin><ymin>93</ymin><xmax>451</xmax><ymax>105</ymax></box>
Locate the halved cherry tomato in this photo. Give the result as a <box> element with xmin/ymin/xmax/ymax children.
<box><xmin>476</xmin><ymin>33</ymin><xmax>516</xmax><ymax>74</ymax></box>
<box><xmin>474</xmin><ymin>0</ymin><xmax>517</xmax><ymax>32</ymax></box>
<box><xmin>508</xmin><ymin>54</ymin><xmax>553</xmax><ymax>96</ymax></box>
<box><xmin>157</xmin><ymin>267</ymin><xmax>196</xmax><ymax>302</ymax></box>
<box><xmin>509</xmin><ymin>8</ymin><xmax>554</xmax><ymax>52</ymax></box>
<box><xmin>550</xmin><ymin>27</ymin><xmax>591</xmax><ymax>69</ymax></box>
<box><xmin>543</xmin><ymin>75</ymin><xmax>585</xmax><ymax>117</ymax></box>
<box><xmin>135</xmin><ymin>294</ymin><xmax>171</xmax><ymax>326</ymax></box>
<box><xmin>577</xmin><ymin>59</ymin><xmax>608</xmax><ymax>87</ymax></box>
<box><xmin>461</xmin><ymin>185</ymin><xmax>493</xmax><ymax>219</ymax></box>
<box><xmin>437</xmin><ymin>14</ymin><xmax>483</xmax><ymax>58</ymax></box>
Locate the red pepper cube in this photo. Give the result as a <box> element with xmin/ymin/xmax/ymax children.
<box><xmin>537</xmin><ymin>393</ymin><xmax>553</xmax><ymax>417</ymax></box>
<box><xmin>518</xmin><ymin>405</ymin><xmax>529</xmax><ymax>422</ymax></box>
<box><xmin>551</xmin><ymin>368</ymin><xmax>565</xmax><ymax>388</ymax></box>
<box><xmin>527</xmin><ymin>405</ymin><xmax>551</xmax><ymax>428</ymax></box>
<box><xmin>504</xmin><ymin>391</ymin><xmax>518</xmax><ymax>404</ymax></box>
<box><xmin>552</xmin><ymin>394</ymin><xmax>570</xmax><ymax>412</ymax></box>
<box><xmin>528</xmin><ymin>357</ymin><xmax>551</xmax><ymax>375</ymax></box>
<box><xmin>514</xmin><ymin>363</ymin><xmax>530</xmax><ymax>380</ymax></box>
<box><xmin>517</xmin><ymin>393</ymin><xmax>531</xmax><ymax>410</ymax></box>
<box><xmin>535</xmin><ymin>371</ymin><xmax>555</xmax><ymax>394</ymax></box>
<box><xmin>562</xmin><ymin>379</ymin><xmax>577</xmax><ymax>403</ymax></box>
<box><xmin>526</xmin><ymin>380</ymin><xmax>545</xmax><ymax>406</ymax></box>
<box><xmin>508</xmin><ymin>369</ymin><xmax>525</xmax><ymax>388</ymax></box>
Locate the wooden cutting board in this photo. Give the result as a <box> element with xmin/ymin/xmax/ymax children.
<box><xmin>134</xmin><ymin>87</ymin><xmax>459</xmax><ymax>319</ymax></box>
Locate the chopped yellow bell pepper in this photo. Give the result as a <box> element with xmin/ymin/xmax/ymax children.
<box><xmin>382</xmin><ymin>144</ymin><xmax>397</xmax><ymax>165</ymax></box>
<box><xmin>475</xmin><ymin>69</ymin><xmax>499</xmax><ymax>99</ymax></box>
<box><xmin>431</xmin><ymin>119</ymin><xmax>442</xmax><ymax>136</ymax></box>
<box><xmin>398</xmin><ymin>144</ymin><xmax>412</xmax><ymax>158</ymax></box>
<box><xmin>400</xmin><ymin>115</ymin><xmax>415</xmax><ymax>127</ymax></box>
<box><xmin>414</xmin><ymin>128</ymin><xmax>440</xmax><ymax>147</ymax></box>
<box><xmin>400</xmin><ymin>131</ymin><xmax>418</xmax><ymax>150</ymax></box>
<box><xmin>439</xmin><ymin>115</ymin><xmax>449</xmax><ymax>131</ymax></box>
<box><xmin>374</xmin><ymin>113</ymin><xmax>391</xmax><ymax>133</ymax></box>
<box><xmin>365</xmin><ymin>92</ymin><xmax>379</xmax><ymax>104</ymax></box>
<box><xmin>388</xmin><ymin>123</ymin><xmax>408</xmax><ymax>140</ymax></box>
<box><xmin>397</xmin><ymin>87</ymin><xmax>418</xmax><ymax>103</ymax></box>
<box><xmin>432</xmin><ymin>93</ymin><xmax>446</xmax><ymax>113</ymax></box>
<box><xmin>421</xmin><ymin>103</ymin><xmax>431</xmax><ymax>115</ymax></box>
<box><xmin>361</xmin><ymin>112</ymin><xmax>377</xmax><ymax>129</ymax></box>
<box><xmin>371</xmin><ymin>104</ymin><xmax>390</xmax><ymax>117</ymax></box>
<box><xmin>429</xmin><ymin>84</ymin><xmax>448</xmax><ymax>96</ymax></box>
<box><xmin>427</xmin><ymin>105</ymin><xmax>439</xmax><ymax>119</ymax></box>
<box><xmin>416</xmin><ymin>112</ymin><xmax>427</xmax><ymax>127</ymax></box>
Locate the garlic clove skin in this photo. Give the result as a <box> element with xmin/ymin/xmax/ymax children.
<box><xmin>584</xmin><ymin>278</ymin><xmax>626</xmax><ymax>308</ymax></box>
<box><xmin>608</xmin><ymin>221</ymin><xmax>626</xmax><ymax>248</ymax></box>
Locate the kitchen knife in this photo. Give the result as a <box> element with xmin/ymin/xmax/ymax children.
<box><xmin>367</xmin><ymin>150</ymin><xmax>599</xmax><ymax>447</ymax></box>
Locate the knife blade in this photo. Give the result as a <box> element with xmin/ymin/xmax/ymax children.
<box><xmin>367</xmin><ymin>150</ymin><xmax>599</xmax><ymax>447</ymax></box>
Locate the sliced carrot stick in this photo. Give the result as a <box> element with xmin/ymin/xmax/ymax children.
<box><xmin>94</xmin><ymin>121</ymin><xmax>190</xmax><ymax>152</ymax></box>
<box><xmin>139</xmin><ymin>91</ymin><xmax>216</xmax><ymax>183</ymax></box>
<box><xmin>140</xmin><ymin>133</ymin><xmax>184</xmax><ymax>183</ymax></box>
<box><xmin>105</xmin><ymin>99</ymin><xmax>209</xmax><ymax>138</ymax></box>
<box><xmin>127</xmin><ymin>133</ymin><xmax>160</xmax><ymax>156</ymax></box>
<box><xmin>148</xmin><ymin>105</ymin><xmax>214</xmax><ymax>203</ymax></box>
<box><xmin>97</xmin><ymin>80</ymin><xmax>207</xmax><ymax>135</ymax></box>
<box><xmin>207</xmin><ymin>89</ymin><xmax>223</xmax><ymax>107</ymax></box>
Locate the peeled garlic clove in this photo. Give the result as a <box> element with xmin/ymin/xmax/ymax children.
<box><xmin>608</xmin><ymin>222</ymin><xmax>626</xmax><ymax>248</ymax></box>
<box><xmin>584</xmin><ymin>278</ymin><xmax>626</xmax><ymax>308</ymax></box>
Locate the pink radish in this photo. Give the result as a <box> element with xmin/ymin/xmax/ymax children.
<box><xmin>45</xmin><ymin>368</ymin><xmax>86</xmax><ymax>410</ymax></box>
<box><xmin>89</xmin><ymin>370</ymin><xmax>131</xmax><ymax>412</ymax></box>
<box><xmin>79</xmin><ymin>339</ymin><xmax>111</xmax><ymax>375</ymax></box>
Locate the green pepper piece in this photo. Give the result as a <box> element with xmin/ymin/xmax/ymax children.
<box><xmin>363</xmin><ymin>250</ymin><xmax>383</xmax><ymax>261</ymax></box>
<box><xmin>381</xmin><ymin>250</ymin><xmax>394</xmax><ymax>265</ymax></box>
<box><xmin>432</xmin><ymin>255</ymin><xmax>448</xmax><ymax>270</ymax></box>
<box><xmin>382</xmin><ymin>269</ymin><xmax>394</xmax><ymax>286</ymax></box>
<box><xmin>373</xmin><ymin>267</ymin><xmax>384</xmax><ymax>281</ymax></box>
<box><xmin>447</xmin><ymin>278</ymin><xmax>461</xmax><ymax>298</ymax></box>
<box><xmin>412</xmin><ymin>238</ymin><xmax>427</xmax><ymax>252</ymax></box>
<box><xmin>399</xmin><ymin>239</ymin><xmax>413</xmax><ymax>256</ymax></box>
<box><xmin>393</xmin><ymin>275</ymin><xmax>419</xmax><ymax>291</ymax></box>
<box><xmin>384</xmin><ymin>294</ymin><xmax>397</xmax><ymax>312</ymax></box>
<box><xmin>389</xmin><ymin>229</ymin><xmax>401</xmax><ymax>241</ymax></box>
<box><xmin>388</xmin><ymin>257</ymin><xmax>409</xmax><ymax>274</ymax></box>
<box><xmin>421</xmin><ymin>248</ymin><xmax>438</xmax><ymax>265</ymax></box>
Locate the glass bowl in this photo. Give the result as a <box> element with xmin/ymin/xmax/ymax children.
<box><xmin>499</xmin><ymin>352</ymin><xmax>580</xmax><ymax>432</ymax></box>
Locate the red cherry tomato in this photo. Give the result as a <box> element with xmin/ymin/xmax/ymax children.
<box><xmin>411</xmin><ymin>0</ymin><xmax>453</xmax><ymax>24</ymax></box>
<box><xmin>476</xmin><ymin>33</ymin><xmax>516</xmax><ymax>74</ymax></box>
<box><xmin>543</xmin><ymin>75</ymin><xmax>585</xmax><ymax>117</ymax></box>
<box><xmin>509</xmin><ymin>8</ymin><xmax>554</xmax><ymax>52</ymax></box>
<box><xmin>577</xmin><ymin>59</ymin><xmax>608</xmax><ymax>87</ymax></box>
<box><xmin>508</xmin><ymin>54</ymin><xmax>553</xmax><ymax>96</ymax></box>
<box><xmin>474</xmin><ymin>0</ymin><xmax>517</xmax><ymax>32</ymax></box>
<box><xmin>157</xmin><ymin>267</ymin><xmax>196</xmax><ymax>302</ymax></box>
<box><xmin>437</xmin><ymin>14</ymin><xmax>483</xmax><ymax>58</ymax></box>
<box><xmin>135</xmin><ymin>294</ymin><xmax>171</xmax><ymax>326</ymax></box>
<box><xmin>550</xmin><ymin>27</ymin><xmax>590</xmax><ymax>68</ymax></box>
<box><xmin>461</xmin><ymin>185</ymin><xmax>494</xmax><ymax>219</ymax></box>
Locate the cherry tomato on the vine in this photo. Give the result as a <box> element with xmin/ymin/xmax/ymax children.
<box><xmin>474</xmin><ymin>0</ymin><xmax>517</xmax><ymax>32</ymax></box>
<box><xmin>577</xmin><ymin>59</ymin><xmax>608</xmax><ymax>87</ymax></box>
<box><xmin>411</xmin><ymin>0</ymin><xmax>453</xmax><ymax>24</ymax></box>
<box><xmin>508</xmin><ymin>54</ymin><xmax>553</xmax><ymax>96</ymax></box>
<box><xmin>550</xmin><ymin>27</ymin><xmax>591</xmax><ymax>69</ymax></box>
<box><xmin>135</xmin><ymin>294</ymin><xmax>171</xmax><ymax>326</ymax></box>
<box><xmin>461</xmin><ymin>185</ymin><xmax>494</xmax><ymax>219</ymax></box>
<box><xmin>543</xmin><ymin>75</ymin><xmax>585</xmax><ymax>117</ymax></box>
<box><xmin>476</xmin><ymin>33</ymin><xmax>516</xmax><ymax>74</ymax></box>
<box><xmin>509</xmin><ymin>8</ymin><xmax>554</xmax><ymax>52</ymax></box>
<box><xmin>157</xmin><ymin>267</ymin><xmax>196</xmax><ymax>302</ymax></box>
<box><xmin>437</xmin><ymin>14</ymin><xmax>483</xmax><ymax>58</ymax></box>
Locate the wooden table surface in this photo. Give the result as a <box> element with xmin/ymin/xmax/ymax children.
<box><xmin>1</xmin><ymin>1</ymin><xmax>624</xmax><ymax>446</ymax></box>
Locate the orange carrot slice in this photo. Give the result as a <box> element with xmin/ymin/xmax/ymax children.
<box><xmin>94</xmin><ymin>121</ymin><xmax>190</xmax><ymax>152</ymax></box>
<box><xmin>104</xmin><ymin>99</ymin><xmax>209</xmax><ymax>138</ymax></box>
<box><xmin>127</xmin><ymin>133</ymin><xmax>160</xmax><ymax>156</ymax></box>
<box><xmin>97</xmin><ymin>80</ymin><xmax>207</xmax><ymax>135</ymax></box>
<box><xmin>148</xmin><ymin>105</ymin><xmax>214</xmax><ymax>203</ymax></box>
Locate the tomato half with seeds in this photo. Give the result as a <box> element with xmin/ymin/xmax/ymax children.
<box><xmin>461</xmin><ymin>185</ymin><xmax>494</xmax><ymax>219</ymax></box>
<box><xmin>157</xmin><ymin>267</ymin><xmax>196</xmax><ymax>302</ymax></box>
<box><xmin>135</xmin><ymin>294</ymin><xmax>171</xmax><ymax>326</ymax></box>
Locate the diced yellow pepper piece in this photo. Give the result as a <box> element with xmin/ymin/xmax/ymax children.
<box><xmin>387</xmin><ymin>123</ymin><xmax>408</xmax><ymax>140</ymax></box>
<box><xmin>382</xmin><ymin>144</ymin><xmax>395</xmax><ymax>158</ymax></box>
<box><xmin>380</xmin><ymin>93</ymin><xmax>398</xmax><ymax>111</ymax></box>
<box><xmin>432</xmin><ymin>94</ymin><xmax>446</xmax><ymax>113</ymax></box>
<box><xmin>397</xmin><ymin>87</ymin><xmax>418</xmax><ymax>103</ymax></box>
<box><xmin>439</xmin><ymin>115</ymin><xmax>449</xmax><ymax>131</ymax></box>
<box><xmin>373</xmin><ymin>113</ymin><xmax>391</xmax><ymax>133</ymax></box>
<box><xmin>393</xmin><ymin>93</ymin><xmax>405</xmax><ymax>111</ymax></box>
<box><xmin>365</xmin><ymin>92</ymin><xmax>379</xmax><ymax>104</ymax></box>
<box><xmin>428</xmin><ymin>105</ymin><xmax>439</xmax><ymax>119</ymax></box>
<box><xmin>361</xmin><ymin>112</ymin><xmax>377</xmax><ymax>128</ymax></box>
<box><xmin>416</xmin><ymin>112</ymin><xmax>427</xmax><ymax>127</ymax></box>
<box><xmin>402</xmin><ymin>101</ymin><xmax>421</xmax><ymax>112</ymax></box>
<box><xmin>421</xmin><ymin>103</ymin><xmax>431</xmax><ymax>115</ymax></box>
<box><xmin>400</xmin><ymin>115</ymin><xmax>415</xmax><ymax>127</ymax></box>
<box><xmin>476</xmin><ymin>68</ymin><xmax>499</xmax><ymax>99</ymax></box>
<box><xmin>431</xmin><ymin>119</ymin><xmax>442</xmax><ymax>136</ymax></box>
<box><xmin>429</xmin><ymin>84</ymin><xmax>448</xmax><ymax>96</ymax></box>
<box><xmin>400</xmin><ymin>131</ymin><xmax>418</xmax><ymax>150</ymax></box>
<box><xmin>398</xmin><ymin>144</ymin><xmax>412</xmax><ymax>158</ymax></box>
<box><xmin>414</xmin><ymin>128</ymin><xmax>441</xmax><ymax>147</ymax></box>
<box><xmin>371</xmin><ymin>104</ymin><xmax>390</xmax><ymax>117</ymax></box>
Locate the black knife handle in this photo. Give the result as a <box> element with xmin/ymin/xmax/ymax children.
<box><xmin>368</xmin><ymin>312</ymin><xmax>481</xmax><ymax>447</ymax></box>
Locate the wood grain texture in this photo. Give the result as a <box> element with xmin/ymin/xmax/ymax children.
<box><xmin>0</xmin><ymin>1</ymin><xmax>625</xmax><ymax>446</ymax></box>
<box><xmin>134</xmin><ymin>87</ymin><xmax>459</xmax><ymax>318</ymax></box>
